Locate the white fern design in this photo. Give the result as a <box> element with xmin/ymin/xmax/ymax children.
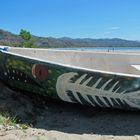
<box><xmin>56</xmin><ymin>72</ymin><xmax>140</xmax><ymax>109</ymax></box>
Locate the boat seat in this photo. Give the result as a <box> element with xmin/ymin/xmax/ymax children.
<box><xmin>131</xmin><ymin>65</ymin><xmax>140</xmax><ymax>71</ymax></box>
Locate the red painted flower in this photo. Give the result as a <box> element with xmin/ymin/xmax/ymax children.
<box><xmin>32</xmin><ymin>64</ymin><xmax>47</xmax><ymax>81</ymax></box>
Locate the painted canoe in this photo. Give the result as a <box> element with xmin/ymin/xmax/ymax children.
<box><xmin>1</xmin><ymin>46</ymin><xmax>140</xmax><ymax>110</ymax></box>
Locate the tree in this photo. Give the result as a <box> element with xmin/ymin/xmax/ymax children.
<box><xmin>19</xmin><ymin>29</ymin><xmax>37</xmax><ymax>48</ymax></box>
<box><xmin>20</xmin><ymin>29</ymin><xmax>31</xmax><ymax>42</ymax></box>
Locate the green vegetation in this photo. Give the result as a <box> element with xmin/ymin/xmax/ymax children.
<box><xmin>19</xmin><ymin>124</ymin><xmax>29</xmax><ymax>129</ymax></box>
<box><xmin>0</xmin><ymin>109</ymin><xmax>28</xmax><ymax>130</ymax></box>
<box><xmin>0</xmin><ymin>111</ymin><xmax>17</xmax><ymax>126</ymax></box>
<box><xmin>20</xmin><ymin>29</ymin><xmax>31</xmax><ymax>42</ymax></box>
<box><xmin>20</xmin><ymin>29</ymin><xmax>38</xmax><ymax>48</ymax></box>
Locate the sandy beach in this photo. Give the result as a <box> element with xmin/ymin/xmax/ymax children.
<box><xmin>0</xmin><ymin>82</ymin><xmax>140</xmax><ymax>140</ymax></box>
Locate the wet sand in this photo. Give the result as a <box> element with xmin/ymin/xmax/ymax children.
<box><xmin>0</xmin><ymin>82</ymin><xmax>140</xmax><ymax>140</ymax></box>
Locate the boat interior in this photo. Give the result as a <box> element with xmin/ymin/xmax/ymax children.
<box><xmin>8</xmin><ymin>47</ymin><xmax>140</xmax><ymax>75</ymax></box>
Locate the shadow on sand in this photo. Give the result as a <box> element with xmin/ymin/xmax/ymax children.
<box><xmin>0</xmin><ymin>82</ymin><xmax>140</xmax><ymax>136</ymax></box>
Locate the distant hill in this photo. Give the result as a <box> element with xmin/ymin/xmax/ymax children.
<box><xmin>0</xmin><ymin>29</ymin><xmax>140</xmax><ymax>48</ymax></box>
<box><xmin>0</xmin><ymin>29</ymin><xmax>22</xmax><ymax>46</ymax></box>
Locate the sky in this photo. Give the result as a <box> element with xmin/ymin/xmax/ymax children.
<box><xmin>0</xmin><ymin>0</ymin><xmax>140</xmax><ymax>40</ymax></box>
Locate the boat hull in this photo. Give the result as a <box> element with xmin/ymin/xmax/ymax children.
<box><xmin>1</xmin><ymin>49</ymin><xmax>140</xmax><ymax>110</ymax></box>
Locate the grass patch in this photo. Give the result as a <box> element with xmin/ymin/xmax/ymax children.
<box><xmin>0</xmin><ymin>111</ymin><xmax>17</xmax><ymax>127</ymax></box>
<box><xmin>0</xmin><ymin>109</ymin><xmax>29</xmax><ymax>129</ymax></box>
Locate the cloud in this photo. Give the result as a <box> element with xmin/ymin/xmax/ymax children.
<box><xmin>104</xmin><ymin>31</ymin><xmax>111</xmax><ymax>34</ymax></box>
<box><xmin>108</xmin><ymin>27</ymin><xmax>120</xmax><ymax>30</ymax></box>
<box><xmin>104</xmin><ymin>26</ymin><xmax>120</xmax><ymax>35</ymax></box>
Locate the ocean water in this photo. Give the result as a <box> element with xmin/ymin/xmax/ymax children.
<box><xmin>58</xmin><ymin>47</ymin><xmax>140</xmax><ymax>52</ymax></box>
